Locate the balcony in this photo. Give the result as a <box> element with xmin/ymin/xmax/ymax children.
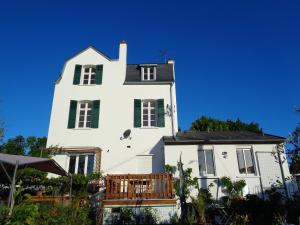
<box><xmin>105</xmin><ymin>173</ymin><xmax>175</xmax><ymax>202</ymax></box>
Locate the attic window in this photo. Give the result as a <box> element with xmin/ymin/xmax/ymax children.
<box><xmin>141</xmin><ymin>66</ymin><xmax>156</xmax><ymax>81</ymax></box>
<box><xmin>82</xmin><ymin>66</ymin><xmax>96</xmax><ymax>85</ymax></box>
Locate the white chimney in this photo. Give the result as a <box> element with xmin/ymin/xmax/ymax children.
<box><xmin>167</xmin><ymin>59</ymin><xmax>175</xmax><ymax>65</ymax></box>
<box><xmin>119</xmin><ymin>40</ymin><xmax>127</xmax><ymax>64</ymax></box>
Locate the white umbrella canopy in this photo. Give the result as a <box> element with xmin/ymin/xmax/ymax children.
<box><xmin>0</xmin><ymin>153</ymin><xmax>67</xmax><ymax>176</ymax></box>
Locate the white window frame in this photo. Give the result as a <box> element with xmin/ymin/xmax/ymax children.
<box><xmin>236</xmin><ymin>148</ymin><xmax>256</xmax><ymax>175</ymax></box>
<box><xmin>81</xmin><ymin>65</ymin><xmax>96</xmax><ymax>85</ymax></box>
<box><xmin>141</xmin><ymin>67</ymin><xmax>156</xmax><ymax>81</ymax></box>
<box><xmin>76</xmin><ymin>101</ymin><xmax>93</xmax><ymax>129</ymax></box>
<box><xmin>141</xmin><ymin>100</ymin><xmax>157</xmax><ymax>127</ymax></box>
<box><xmin>198</xmin><ymin>149</ymin><xmax>215</xmax><ymax>176</ymax></box>
<box><xmin>68</xmin><ymin>154</ymin><xmax>95</xmax><ymax>175</ymax></box>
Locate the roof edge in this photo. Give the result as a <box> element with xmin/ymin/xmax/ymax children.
<box><xmin>55</xmin><ymin>45</ymin><xmax>113</xmax><ymax>84</ymax></box>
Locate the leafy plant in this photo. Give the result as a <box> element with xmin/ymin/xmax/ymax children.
<box><xmin>220</xmin><ymin>176</ymin><xmax>246</xmax><ymax>198</ymax></box>
<box><xmin>230</xmin><ymin>214</ymin><xmax>249</xmax><ymax>225</ymax></box>
<box><xmin>110</xmin><ymin>208</ymin><xmax>135</xmax><ymax>225</ymax></box>
<box><xmin>8</xmin><ymin>202</ymin><xmax>39</xmax><ymax>225</ymax></box>
<box><xmin>174</xmin><ymin>167</ymin><xmax>198</xmax><ymax>199</ymax></box>
<box><xmin>0</xmin><ymin>205</ymin><xmax>9</xmax><ymax>224</ymax></box>
<box><xmin>138</xmin><ymin>207</ymin><xmax>159</xmax><ymax>224</ymax></box>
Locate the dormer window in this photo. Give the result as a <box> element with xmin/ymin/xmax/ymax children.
<box><xmin>141</xmin><ymin>66</ymin><xmax>156</xmax><ymax>81</ymax></box>
<box><xmin>82</xmin><ymin>66</ymin><xmax>96</xmax><ymax>85</ymax></box>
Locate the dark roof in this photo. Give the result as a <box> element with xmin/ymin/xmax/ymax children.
<box><xmin>124</xmin><ymin>64</ymin><xmax>174</xmax><ymax>84</ymax></box>
<box><xmin>163</xmin><ymin>131</ymin><xmax>286</xmax><ymax>145</ymax></box>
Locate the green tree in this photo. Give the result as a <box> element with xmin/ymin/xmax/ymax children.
<box><xmin>287</xmin><ymin>107</ymin><xmax>300</xmax><ymax>187</ymax></box>
<box><xmin>0</xmin><ymin>135</ymin><xmax>48</xmax><ymax>157</ymax></box>
<box><xmin>0</xmin><ymin>122</ymin><xmax>3</xmax><ymax>143</ymax></box>
<box><xmin>0</xmin><ymin>135</ymin><xmax>26</xmax><ymax>155</ymax></box>
<box><xmin>26</xmin><ymin>136</ymin><xmax>47</xmax><ymax>157</ymax></box>
<box><xmin>190</xmin><ymin>116</ymin><xmax>262</xmax><ymax>133</ymax></box>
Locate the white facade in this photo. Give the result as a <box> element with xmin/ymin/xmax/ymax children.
<box><xmin>47</xmin><ymin>42</ymin><xmax>297</xmax><ymax>199</ymax></box>
<box><xmin>165</xmin><ymin>143</ymin><xmax>297</xmax><ymax>198</ymax></box>
<box><xmin>47</xmin><ymin>42</ymin><xmax>178</xmax><ymax>175</ymax></box>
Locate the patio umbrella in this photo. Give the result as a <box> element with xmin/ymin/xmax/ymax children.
<box><xmin>0</xmin><ymin>153</ymin><xmax>67</xmax><ymax>214</ymax></box>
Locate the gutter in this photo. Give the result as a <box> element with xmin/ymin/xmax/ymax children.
<box><xmin>164</xmin><ymin>139</ymin><xmax>286</xmax><ymax>145</ymax></box>
<box><xmin>276</xmin><ymin>144</ymin><xmax>289</xmax><ymax>198</ymax></box>
<box><xmin>170</xmin><ymin>82</ymin><xmax>175</xmax><ymax>137</ymax></box>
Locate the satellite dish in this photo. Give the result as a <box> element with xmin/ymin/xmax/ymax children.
<box><xmin>120</xmin><ymin>129</ymin><xmax>131</xmax><ymax>140</ymax></box>
<box><xmin>123</xmin><ymin>129</ymin><xmax>131</xmax><ymax>139</ymax></box>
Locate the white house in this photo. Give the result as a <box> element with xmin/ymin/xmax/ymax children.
<box><xmin>46</xmin><ymin>41</ymin><xmax>297</xmax><ymax>223</ymax></box>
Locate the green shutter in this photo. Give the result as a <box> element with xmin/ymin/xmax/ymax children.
<box><xmin>68</xmin><ymin>100</ymin><xmax>77</xmax><ymax>128</ymax></box>
<box><xmin>95</xmin><ymin>65</ymin><xmax>103</xmax><ymax>85</ymax></box>
<box><xmin>73</xmin><ymin>65</ymin><xmax>82</xmax><ymax>85</ymax></box>
<box><xmin>134</xmin><ymin>99</ymin><xmax>141</xmax><ymax>127</ymax></box>
<box><xmin>157</xmin><ymin>99</ymin><xmax>165</xmax><ymax>127</ymax></box>
<box><xmin>91</xmin><ymin>100</ymin><xmax>100</xmax><ymax>128</ymax></box>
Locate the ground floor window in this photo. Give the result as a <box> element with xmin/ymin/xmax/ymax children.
<box><xmin>237</xmin><ymin>148</ymin><xmax>255</xmax><ymax>174</ymax></box>
<box><xmin>198</xmin><ymin>149</ymin><xmax>215</xmax><ymax>176</ymax></box>
<box><xmin>68</xmin><ymin>154</ymin><xmax>95</xmax><ymax>175</ymax></box>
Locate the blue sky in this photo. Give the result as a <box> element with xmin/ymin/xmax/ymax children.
<box><xmin>0</xmin><ymin>0</ymin><xmax>299</xmax><ymax>140</ymax></box>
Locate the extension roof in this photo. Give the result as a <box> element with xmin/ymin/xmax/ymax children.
<box><xmin>163</xmin><ymin>131</ymin><xmax>286</xmax><ymax>145</ymax></box>
<box><xmin>124</xmin><ymin>64</ymin><xmax>174</xmax><ymax>84</ymax></box>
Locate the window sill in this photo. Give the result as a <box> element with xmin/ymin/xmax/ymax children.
<box><xmin>196</xmin><ymin>176</ymin><xmax>218</xmax><ymax>179</ymax></box>
<box><xmin>236</xmin><ymin>175</ymin><xmax>260</xmax><ymax>178</ymax></box>
<box><xmin>71</xmin><ymin>128</ymin><xmax>95</xmax><ymax>130</ymax></box>
<box><xmin>76</xmin><ymin>84</ymin><xmax>98</xmax><ymax>86</ymax></box>
<box><xmin>139</xmin><ymin>127</ymin><xmax>159</xmax><ymax>129</ymax></box>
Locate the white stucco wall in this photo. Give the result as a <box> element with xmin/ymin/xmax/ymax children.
<box><xmin>164</xmin><ymin>143</ymin><xmax>295</xmax><ymax>198</ymax></box>
<box><xmin>47</xmin><ymin>44</ymin><xmax>178</xmax><ymax>175</ymax></box>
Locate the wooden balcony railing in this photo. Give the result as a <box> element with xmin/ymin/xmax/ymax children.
<box><xmin>105</xmin><ymin>173</ymin><xmax>175</xmax><ymax>200</ymax></box>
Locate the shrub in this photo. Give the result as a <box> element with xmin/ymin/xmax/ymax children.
<box><xmin>0</xmin><ymin>205</ymin><xmax>9</xmax><ymax>225</ymax></box>
<box><xmin>9</xmin><ymin>202</ymin><xmax>39</xmax><ymax>225</ymax></box>
<box><xmin>36</xmin><ymin>204</ymin><xmax>92</xmax><ymax>225</ymax></box>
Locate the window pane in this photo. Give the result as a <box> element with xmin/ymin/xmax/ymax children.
<box><xmin>237</xmin><ymin>150</ymin><xmax>246</xmax><ymax>174</ymax></box>
<box><xmin>143</xmin><ymin>115</ymin><xmax>148</xmax><ymax>120</ymax></box>
<box><xmin>87</xmin><ymin>155</ymin><xmax>95</xmax><ymax>175</ymax></box>
<box><xmin>244</xmin><ymin>150</ymin><xmax>255</xmax><ymax>174</ymax></box>
<box><xmin>86</xmin><ymin>122</ymin><xmax>91</xmax><ymax>128</ymax></box>
<box><xmin>78</xmin><ymin>122</ymin><xmax>84</xmax><ymax>127</ymax></box>
<box><xmin>80</xmin><ymin>104</ymin><xmax>85</xmax><ymax>108</ymax></box>
<box><xmin>79</xmin><ymin>115</ymin><xmax>85</xmax><ymax>121</ymax></box>
<box><xmin>205</xmin><ymin>150</ymin><xmax>214</xmax><ymax>175</ymax></box>
<box><xmin>143</xmin><ymin>102</ymin><xmax>148</xmax><ymax>107</ymax></box>
<box><xmin>78</xmin><ymin>155</ymin><xmax>85</xmax><ymax>174</ymax></box>
<box><xmin>150</xmin><ymin>74</ymin><xmax>154</xmax><ymax>80</ymax></box>
<box><xmin>68</xmin><ymin>156</ymin><xmax>76</xmax><ymax>174</ymax></box>
<box><xmin>150</xmin><ymin>121</ymin><xmax>156</xmax><ymax>126</ymax></box>
<box><xmin>150</xmin><ymin>101</ymin><xmax>155</xmax><ymax>107</ymax></box>
<box><xmin>84</xmin><ymin>74</ymin><xmax>89</xmax><ymax>79</ymax></box>
<box><xmin>198</xmin><ymin>151</ymin><xmax>206</xmax><ymax>175</ymax></box>
<box><xmin>143</xmin><ymin>121</ymin><xmax>148</xmax><ymax>126</ymax></box>
<box><xmin>88</xmin><ymin>103</ymin><xmax>92</xmax><ymax>108</ymax></box>
<box><xmin>91</xmin><ymin>68</ymin><xmax>96</xmax><ymax>73</ymax></box>
<box><xmin>84</xmin><ymin>68</ymin><xmax>89</xmax><ymax>72</ymax></box>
